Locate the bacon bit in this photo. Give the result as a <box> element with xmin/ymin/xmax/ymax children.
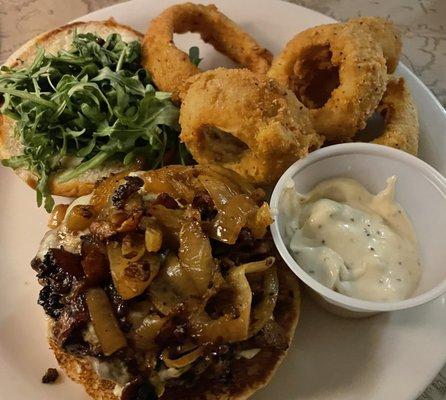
<box><xmin>81</xmin><ymin>235</ymin><xmax>110</xmax><ymax>286</ymax></box>
<box><xmin>41</xmin><ymin>368</ymin><xmax>59</xmax><ymax>384</ymax></box>
<box><xmin>124</xmin><ymin>262</ymin><xmax>151</xmax><ymax>281</ymax></box>
<box><xmin>48</xmin><ymin>248</ymin><xmax>84</xmax><ymax>279</ymax></box>
<box><xmin>153</xmin><ymin>192</ymin><xmax>179</xmax><ymax>209</ymax></box>
<box><xmin>192</xmin><ymin>191</ymin><xmax>217</xmax><ymax>220</ymax></box>
<box><xmin>112</xmin><ymin>176</ymin><xmax>144</xmax><ymax>209</ymax></box>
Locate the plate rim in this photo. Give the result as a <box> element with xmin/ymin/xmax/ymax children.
<box><xmin>2</xmin><ymin>1</ymin><xmax>445</xmax><ymax>399</ymax></box>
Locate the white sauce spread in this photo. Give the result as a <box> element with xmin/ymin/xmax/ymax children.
<box><xmin>281</xmin><ymin>177</ymin><xmax>421</xmax><ymax>302</ymax></box>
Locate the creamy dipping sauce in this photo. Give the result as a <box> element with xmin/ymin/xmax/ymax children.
<box><xmin>281</xmin><ymin>177</ymin><xmax>421</xmax><ymax>302</ymax></box>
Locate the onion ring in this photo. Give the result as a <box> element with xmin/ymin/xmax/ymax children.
<box><xmin>268</xmin><ymin>22</ymin><xmax>388</xmax><ymax>141</ymax></box>
<box><xmin>142</xmin><ymin>3</ymin><xmax>272</xmax><ymax>97</ymax></box>
<box><xmin>348</xmin><ymin>17</ymin><xmax>402</xmax><ymax>73</ymax></box>
<box><xmin>179</xmin><ymin>68</ymin><xmax>323</xmax><ymax>185</ymax></box>
<box><xmin>371</xmin><ymin>77</ymin><xmax>419</xmax><ymax>155</ymax></box>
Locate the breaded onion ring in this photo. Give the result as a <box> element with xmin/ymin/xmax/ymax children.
<box><xmin>348</xmin><ymin>17</ymin><xmax>402</xmax><ymax>73</ymax></box>
<box><xmin>142</xmin><ymin>3</ymin><xmax>272</xmax><ymax>96</ymax></box>
<box><xmin>371</xmin><ymin>77</ymin><xmax>419</xmax><ymax>154</ymax></box>
<box><xmin>268</xmin><ymin>23</ymin><xmax>387</xmax><ymax>141</ymax></box>
<box><xmin>179</xmin><ymin>68</ymin><xmax>323</xmax><ymax>185</ymax></box>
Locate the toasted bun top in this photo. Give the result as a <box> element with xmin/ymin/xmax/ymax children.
<box><xmin>0</xmin><ymin>19</ymin><xmax>143</xmax><ymax>198</ymax></box>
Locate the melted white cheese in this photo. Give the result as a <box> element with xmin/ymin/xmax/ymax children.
<box><xmin>36</xmin><ymin>230</ymin><xmax>60</xmax><ymax>259</ymax></box>
<box><xmin>91</xmin><ymin>358</ymin><xmax>131</xmax><ymax>386</ymax></box>
<box><xmin>37</xmin><ymin>194</ymin><xmax>93</xmax><ymax>258</ymax></box>
<box><xmin>113</xmin><ymin>385</ymin><xmax>124</xmax><ymax>398</ymax></box>
<box><xmin>158</xmin><ymin>366</ymin><xmax>188</xmax><ymax>381</ymax></box>
<box><xmin>282</xmin><ymin>177</ymin><xmax>421</xmax><ymax>302</ymax></box>
<box><xmin>82</xmin><ymin>323</ymin><xmax>99</xmax><ymax>346</ymax></box>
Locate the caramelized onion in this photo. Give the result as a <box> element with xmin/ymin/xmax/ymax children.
<box><xmin>178</xmin><ymin>210</ymin><xmax>215</xmax><ymax>295</ymax></box>
<box><xmin>191</xmin><ymin>257</ymin><xmax>275</xmax><ymax>343</ymax></box>
<box><xmin>246</xmin><ymin>202</ymin><xmax>273</xmax><ymax>239</ymax></box>
<box><xmin>149</xmin><ymin>254</ymin><xmax>187</xmax><ymax>315</ymax></box>
<box><xmin>122</xmin><ymin>232</ymin><xmax>146</xmax><ymax>261</ymax></box>
<box><xmin>66</xmin><ymin>205</ymin><xmax>95</xmax><ymax>231</ymax></box>
<box><xmin>48</xmin><ymin>204</ymin><xmax>69</xmax><ymax>228</ymax></box>
<box><xmin>150</xmin><ymin>249</ymin><xmax>224</xmax><ymax>316</ymax></box>
<box><xmin>248</xmin><ymin>267</ymin><xmax>279</xmax><ymax>337</ymax></box>
<box><xmin>132</xmin><ymin>315</ymin><xmax>166</xmax><ymax>351</ymax></box>
<box><xmin>198</xmin><ymin>174</ymin><xmax>238</xmax><ymax>208</ymax></box>
<box><xmin>166</xmin><ymin>254</ymin><xmax>200</xmax><ymax>296</ymax></box>
<box><xmin>142</xmin><ymin>174</ymin><xmax>174</xmax><ymax>195</ymax></box>
<box><xmin>149</xmin><ymin>205</ymin><xmax>184</xmax><ymax>245</ymax></box>
<box><xmin>210</xmin><ymin>195</ymin><xmax>257</xmax><ymax>244</ymax></box>
<box><xmin>90</xmin><ymin>172</ymin><xmax>128</xmax><ymax>213</ymax></box>
<box><xmin>143</xmin><ymin>167</ymin><xmax>196</xmax><ymax>201</ymax></box>
<box><xmin>85</xmin><ymin>288</ymin><xmax>127</xmax><ymax>356</ymax></box>
<box><xmin>145</xmin><ymin>222</ymin><xmax>163</xmax><ymax>253</ymax></box>
<box><xmin>107</xmin><ymin>241</ymin><xmax>160</xmax><ymax>300</ymax></box>
<box><xmin>149</xmin><ymin>252</ymin><xmax>210</xmax><ymax>315</ymax></box>
<box><xmin>89</xmin><ymin>200</ymin><xmax>143</xmax><ymax>240</ymax></box>
<box><xmin>161</xmin><ymin>345</ymin><xmax>203</xmax><ymax>368</ymax></box>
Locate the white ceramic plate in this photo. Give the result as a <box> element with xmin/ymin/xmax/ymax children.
<box><xmin>0</xmin><ymin>0</ymin><xmax>445</xmax><ymax>399</ymax></box>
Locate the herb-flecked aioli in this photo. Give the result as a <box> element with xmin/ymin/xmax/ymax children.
<box><xmin>281</xmin><ymin>176</ymin><xmax>421</xmax><ymax>302</ymax></box>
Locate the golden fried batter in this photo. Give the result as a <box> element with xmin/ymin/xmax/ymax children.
<box><xmin>372</xmin><ymin>77</ymin><xmax>419</xmax><ymax>155</ymax></box>
<box><xmin>179</xmin><ymin>68</ymin><xmax>323</xmax><ymax>185</ymax></box>
<box><xmin>348</xmin><ymin>17</ymin><xmax>402</xmax><ymax>73</ymax></box>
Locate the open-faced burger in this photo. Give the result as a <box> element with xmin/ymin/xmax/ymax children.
<box><xmin>31</xmin><ymin>164</ymin><xmax>301</xmax><ymax>400</ymax></box>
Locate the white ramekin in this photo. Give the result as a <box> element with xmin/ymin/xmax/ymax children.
<box><xmin>270</xmin><ymin>143</ymin><xmax>446</xmax><ymax>317</ymax></box>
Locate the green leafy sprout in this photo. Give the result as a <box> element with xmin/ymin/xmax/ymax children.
<box><xmin>188</xmin><ymin>46</ymin><xmax>202</xmax><ymax>67</ymax></box>
<box><xmin>0</xmin><ymin>31</ymin><xmax>193</xmax><ymax>211</ymax></box>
